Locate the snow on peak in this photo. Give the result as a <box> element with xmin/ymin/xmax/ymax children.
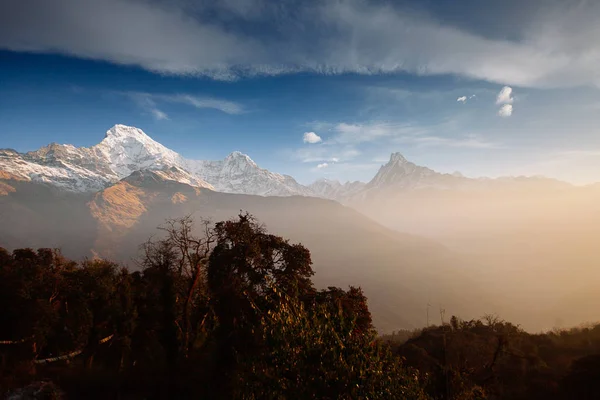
<box><xmin>0</xmin><ymin>125</ymin><xmax>312</xmax><ymax>197</ymax></box>
<box><xmin>105</xmin><ymin>124</ymin><xmax>149</xmax><ymax>139</ymax></box>
<box><xmin>94</xmin><ymin>125</ymin><xmax>182</xmax><ymax>178</ymax></box>
<box><xmin>224</xmin><ymin>151</ymin><xmax>258</xmax><ymax>168</ymax></box>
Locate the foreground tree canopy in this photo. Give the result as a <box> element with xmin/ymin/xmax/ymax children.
<box><xmin>0</xmin><ymin>213</ymin><xmax>599</xmax><ymax>400</ymax></box>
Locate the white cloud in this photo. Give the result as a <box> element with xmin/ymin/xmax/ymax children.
<box><xmin>119</xmin><ymin>91</ymin><xmax>244</xmax><ymax>116</ymax></box>
<box><xmin>317</xmin><ymin>163</ymin><xmax>329</xmax><ymax>169</ymax></box>
<box><xmin>293</xmin><ymin>146</ymin><xmax>359</xmax><ymax>163</ymax></box>
<box><xmin>498</xmin><ymin>104</ymin><xmax>513</xmax><ymax>117</ymax></box>
<box><xmin>151</xmin><ymin>109</ymin><xmax>169</xmax><ymax>120</ymax></box>
<box><xmin>457</xmin><ymin>96</ymin><xmax>467</xmax><ymax>102</ymax></box>
<box><xmin>171</xmin><ymin>95</ymin><xmax>244</xmax><ymax>114</ymax></box>
<box><xmin>126</xmin><ymin>92</ymin><xmax>169</xmax><ymax>120</ymax></box>
<box><xmin>303</xmin><ymin>132</ymin><xmax>322</xmax><ymax>144</ymax></box>
<box><xmin>469</xmin><ymin>95</ymin><xmax>476</xmax><ymax>99</ymax></box>
<box><xmin>496</xmin><ymin>86</ymin><xmax>514</xmax><ymax>104</ymax></box>
<box><xmin>2</xmin><ymin>0</ymin><xmax>600</xmax><ymax>87</ymax></box>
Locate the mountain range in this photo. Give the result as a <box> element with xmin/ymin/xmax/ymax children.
<box><xmin>0</xmin><ymin>158</ymin><xmax>488</xmax><ymax>332</ymax></box>
<box><xmin>0</xmin><ymin>124</ymin><xmax>570</xmax><ymax>201</ymax></box>
<box><xmin>2</xmin><ymin>124</ymin><xmax>598</xmax><ymax>332</ymax></box>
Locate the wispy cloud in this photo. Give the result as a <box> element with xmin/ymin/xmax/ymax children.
<box><xmin>292</xmin><ymin>146</ymin><xmax>360</xmax><ymax>163</ymax></box>
<box><xmin>150</xmin><ymin>109</ymin><xmax>169</xmax><ymax>120</ymax></box>
<box><xmin>119</xmin><ymin>91</ymin><xmax>244</xmax><ymax>117</ymax></box>
<box><xmin>171</xmin><ymin>95</ymin><xmax>245</xmax><ymax>114</ymax></box>
<box><xmin>457</xmin><ymin>94</ymin><xmax>476</xmax><ymax>104</ymax></box>
<box><xmin>324</xmin><ymin>122</ymin><xmax>436</xmax><ymax>145</ymax></box>
<box><xmin>316</xmin><ymin>162</ymin><xmax>328</xmax><ymax>169</ymax></box>
<box><xmin>395</xmin><ymin>134</ymin><xmax>501</xmax><ymax>149</ymax></box>
<box><xmin>2</xmin><ymin>0</ymin><xmax>600</xmax><ymax>87</ymax></box>
<box><xmin>303</xmin><ymin>132</ymin><xmax>322</xmax><ymax>144</ymax></box>
<box><xmin>126</xmin><ymin>92</ymin><xmax>169</xmax><ymax>120</ymax></box>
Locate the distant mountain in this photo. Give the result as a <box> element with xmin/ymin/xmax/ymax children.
<box><xmin>0</xmin><ymin>124</ymin><xmax>573</xmax><ymax>201</ymax></box>
<box><xmin>357</xmin><ymin>152</ymin><xmax>570</xmax><ymax>200</ymax></box>
<box><xmin>184</xmin><ymin>151</ymin><xmax>312</xmax><ymax>197</ymax></box>
<box><xmin>0</xmin><ymin>124</ymin><xmax>311</xmax><ymax>197</ymax></box>
<box><xmin>308</xmin><ymin>178</ymin><xmax>366</xmax><ymax>202</ymax></box>
<box><xmin>367</xmin><ymin>152</ymin><xmax>446</xmax><ymax>190</ymax></box>
<box><xmin>0</xmin><ymin>172</ymin><xmax>488</xmax><ymax>332</ymax></box>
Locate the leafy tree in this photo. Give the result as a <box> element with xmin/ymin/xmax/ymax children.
<box><xmin>237</xmin><ymin>286</ymin><xmax>429</xmax><ymax>400</ymax></box>
<box><xmin>207</xmin><ymin>213</ymin><xmax>315</xmax><ymax>397</ymax></box>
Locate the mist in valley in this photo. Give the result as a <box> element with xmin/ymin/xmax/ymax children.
<box><xmin>2</xmin><ymin>173</ymin><xmax>597</xmax><ymax>334</ymax></box>
<box><xmin>353</xmin><ymin>184</ymin><xmax>600</xmax><ymax>331</ymax></box>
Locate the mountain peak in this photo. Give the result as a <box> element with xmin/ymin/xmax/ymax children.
<box><xmin>367</xmin><ymin>152</ymin><xmax>436</xmax><ymax>189</ymax></box>
<box><xmin>389</xmin><ymin>152</ymin><xmax>408</xmax><ymax>164</ymax></box>
<box><xmin>105</xmin><ymin>124</ymin><xmax>150</xmax><ymax>139</ymax></box>
<box><xmin>224</xmin><ymin>151</ymin><xmax>258</xmax><ymax>167</ymax></box>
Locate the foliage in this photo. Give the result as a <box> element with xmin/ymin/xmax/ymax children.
<box><xmin>1</xmin><ymin>213</ymin><xmax>599</xmax><ymax>400</ymax></box>
<box><xmin>390</xmin><ymin>316</ymin><xmax>600</xmax><ymax>400</ymax></box>
<box><xmin>237</xmin><ymin>286</ymin><xmax>428</xmax><ymax>400</ymax></box>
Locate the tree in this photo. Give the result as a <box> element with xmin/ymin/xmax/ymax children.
<box><xmin>560</xmin><ymin>354</ymin><xmax>600</xmax><ymax>399</ymax></box>
<box><xmin>237</xmin><ymin>287</ymin><xmax>429</xmax><ymax>400</ymax></box>
<box><xmin>138</xmin><ymin>216</ymin><xmax>216</xmax><ymax>363</ymax></box>
<box><xmin>207</xmin><ymin>213</ymin><xmax>315</xmax><ymax>398</ymax></box>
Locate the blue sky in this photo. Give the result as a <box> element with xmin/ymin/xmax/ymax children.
<box><xmin>1</xmin><ymin>0</ymin><xmax>600</xmax><ymax>184</ymax></box>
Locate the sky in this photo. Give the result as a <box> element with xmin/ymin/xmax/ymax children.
<box><xmin>1</xmin><ymin>0</ymin><xmax>600</xmax><ymax>184</ymax></box>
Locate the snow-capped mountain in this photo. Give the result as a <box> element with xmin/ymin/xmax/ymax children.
<box><xmin>0</xmin><ymin>124</ymin><xmax>310</xmax><ymax>196</ymax></box>
<box><xmin>0</xmin><ymin>124</ymin><xmax>570</xmax><ymax>200</ymax></box>
<box><xmin>185</xmin><ymin>152</ymin><xmax>313</xmax><ymax>197</ymax></box>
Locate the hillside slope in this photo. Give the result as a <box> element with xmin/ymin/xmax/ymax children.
<box><xmin>0</xmin><ymin>172</ymin><xmax>488</xmax><ymax>332</ymax></box>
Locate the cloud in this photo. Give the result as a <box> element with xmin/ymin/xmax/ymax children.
<box><xmin>2</xmin><ymin>0</ymin><xmax>600</xmax><ymax>87</ymax></box>
<box><xmin>394</xmin><ymin>133</ymin><xmax>500</xmax><ymax>149</ymax></box>
<box><xmin>119</xmin><ymin>91</ymin><xmax>244</xmax><ymax>116</ymax></box>
<box><xmin>496</xmin><ymin>86</ymin><xmax>514</xmax><ymax>104</ymax></box>
<box><xmin>330</xmin><ymin>122</ymin><xmax>416</xmax><ymax>144</ymax></box>
<box><xmin>498</xmin><ymin>104</ymin><xmax>513</xmax><ymax>117</ymax></box>
<box><xmin>317</xmin><ymin>163</ymin><xmax>329</xmax><ymax>169</ymax></box>
<box><xmin>293</xmin><ymin>146</ymin><xmax>359</xmax><ymax>163</ymax></box>
<box><xmin>303</xmin><ymin>132</ymin><xmax>322</xmax><ymax>144</ymax></box>
<box><xmin>151</xmin><ymin>109</ymin><xmax>169</xmax><ymax>120</ymax></box>
<box><xmin>457</xmin><ymin>94</ymin><xmax>477</xmax><ymax>103</ymax></box>
<box><xmin>172</xmin><ymin>95</ymin><xmax>245</xmax><ymax>114</ymax></box>
<box><xmin>126</xmin><ymin>92</ymin><xmax>169</xmax><ymax>120</ymax></box>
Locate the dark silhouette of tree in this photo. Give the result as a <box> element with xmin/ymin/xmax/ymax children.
<box><xmin>206</xmin><ymin>213</ymin><xmax>314</xmax><ymax>398</ymax></box>
<box><xmin>560</xmin><ymin>354</ymin><xmax>600</xmax><ymax>399</ymax></box>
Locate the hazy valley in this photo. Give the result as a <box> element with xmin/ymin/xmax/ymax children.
<box><xmin>1</xmin><ymin>124</ymin><xmax>598</xmax><ymax>333</ymax></box>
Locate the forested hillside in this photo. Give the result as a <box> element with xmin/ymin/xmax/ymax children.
<box><xmin>1</xmin><ymin>215</ymin><xmax>599</xmax><ymax>399</ymax></box>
